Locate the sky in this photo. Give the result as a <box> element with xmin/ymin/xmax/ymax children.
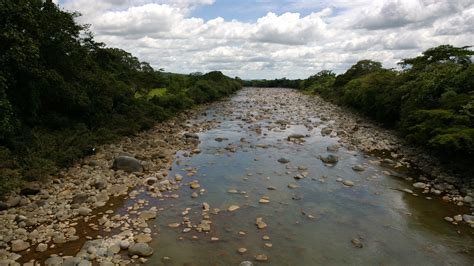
<box><xmin>56</xmin><ymin>0</ymin><xmax>474</xmax><ymax>79</ymax></box>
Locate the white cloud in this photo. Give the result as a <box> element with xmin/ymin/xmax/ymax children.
<box><xmin>59</xmin><ymin>0</ymin><xmax>474</xmax><ymax>79</ymax></box>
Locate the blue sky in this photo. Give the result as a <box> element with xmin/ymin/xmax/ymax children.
<box><xmin>191</xmin><ymin>0</ymin><xmax>320</xmax><ymax>22</ymax></box>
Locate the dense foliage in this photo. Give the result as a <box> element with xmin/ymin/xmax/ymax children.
<box><xmin>242</xmin><ymin>78</ymin><xmax>301</xmax><ymax>88</ymax></box>
<box><xmin>301</xmin><ymin>45</ymin><xmax>474</xmax><ymax>174</ymax></box>
<box><xmin>0</xmin><ymin>1</ymin><xmax>241</xmax><ymax>195</ymax></box>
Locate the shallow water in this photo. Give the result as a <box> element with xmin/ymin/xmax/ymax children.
<box><xmin>124</xmin><ymin>88</ymin><xmax>474</xmax><ymax>265</ymax></box>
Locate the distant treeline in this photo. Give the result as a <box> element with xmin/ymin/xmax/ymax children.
<box><xmin>250</xmin><ymin>45</ymin><xmax>473</xmax><ymax>175</ymax></box>
<box><xmin>243</xmin><ymin>78</ymin><xmax>301</xmax><ymax>88</ymax></box>
<box><xmin>0</xmin><ymin>1</ymin><xmax>241</xmax><ymax>195</ymax></box>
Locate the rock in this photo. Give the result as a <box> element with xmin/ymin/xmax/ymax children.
<box><xmin>139</xmin><ymin>210</ymin><xmax>157</xmax><ymax>221</ymax></box>
<box><xmin>402</xmin><ymin>188</ymin><xmax>413</xmax><ymax>194</ymax></box>
<box><xmin>256</xmin><ymin>217</ymin><xmax>267</xmax><ymax>229</ymax></box>
<box><xmin>228</xmin><ymin>205</ymin><xmax>240</xmax><ymax>212</ymax></box>
<box><xmin>454</xmin><ymin>214</ymin><xmax>463</xmax><ymax>222</ymax></box>
<box><xmin>259</xmin><ymin>197</ymin><xmax>270</xmax><ymax>204</ymax></box>
<box><xmin>240</xmin><ymin>261</ymin><xmax>254</xmax><ymax>266</ymax></box>
<box><xmin>175</xmin><ymin>174</ymin><xmax>183</xmax><ymax>182</ymax></box>
<box><xmin>11</xmin><ymin>239</ymin><xmax>30</xmax><ymax>252</ymax></box>
<box><xmin>321</xmin><ymin>127</ymin><xmax>332</xmax><ymax>136</ymax></box>
<box><xmin>190</xmin><ymin>182</ymin><xmax>200</xmax><ymax>189</ymax></box>
<box><xmin>202</xmin><ymin>202</ymin><xmax>210</xmax><ymax>211</ymax></box>
<box><xmin>287</xmin><ymin>134</ymin><xmax>305</xmax><ymax>140</ymax></box>
<box><xmin>36</xmin><ymin>243</ymin><xmax>48</xmax><ymax>252</ymax></box>
<box><xmin>463</xmin><ymin>196</ymin><xmax>473</xmax><ymax>203</ymax></box>
<box><xmin>168</xmin><ymin>223</ymin><xmax>181</xmax><ymax>228</ymax></box>
<box><xmin>0</xmin><ymin>201</ymin><xmax>7</xmax><ymax>211</ymax></box>
<box><xmin>45</xmin><ymin>257</ymin><xmax>64</xmax><ymax>266</ymax></box>
<box><xmin>462</xmin><ymin>214</ymin><xmax>474</xmax><ymax>223</ymax></box>
<box><xmin>108</xmin><ymin>244</ymin><xmax>120</xmax><ymax>254</ymax></box>
<box><xmin>237</xmin><ymin>248</ymin><xmax>247</xmax><ymax>254</ymax></box>
<box><xmin>72</xmin><ymin>193</ymin><xmax>89</xmax><ymax>205</ymax></box>
<box><xmin>320</xmin><ymin>155</ymin><xmax>339</xmax><ymax>164</ymax></box>
<box><xmin>112</xmin><ymin>156</ymin><xmax>143</xmax><ymax>173</ymax></box>
<box><xmin>128</xmin><ymin>243</ymin><xmax>154</xmax><ymax>257</ymax></box>
<box><xmin>92</xmin><ymin>179</ymin><xmax>107</xmax><ymax>190</ymax></box>
<box><xmin>255</xmin><ymin>254</ymin><xmax>268</xmax><ymax>262</ymax></box>
<box><xmin>6</xmin><ymin>196</ymin><xmax>21</xmax><ymax>208</ymax></box>
<box><xmin>351</xmin><ymin>238</ymin><xmax>363</xmax><ymax>248</ymax></box>
<box><xmin>351</xmin><ymin>164</ymin><xmax>365</xmax><ymax>172</ymax></box>
<box><xmin>267</xmin><ymin>186</ymin><xmax>276</xmax><ymax>190</ymax></box>
<box><xmin>20</xmin><ymin>184</ymin><xmax>41</xmax><ymax>195</ymax></box>
<box><xmin>135</xmin><ymin>234</ymin><xmax>152</xmax><ymax>243</ymax></box>
<box><xmin>145</xmin><ymin>177</ymin><xmax>158</xmax><ymax>186</ymax></box>
<box><xmin>412</xmin><ymin>182</ymin><xmax>426</xmax><ymax>189</ymax></box>
<box><xmin>326</xmin><ymin>144</ymin><xmax>340</xmax><ymax>152</ymax></box>
<box><xmin>119</xmin><ymin>241</ymin><xmax>130</xmax><ymax>250</ymax></box>
<box><xmin>78</xmin><ymin>207</ymin><xmax>92</xmax><ymax>216</ymax></box>
<box><xmin>342</xmin><ymin>180</ymin><xmax>354</xmax><ymax>187</ymax></box>
<box><xmin>184</xmin><ymin>132</ymin><xmax>199</xmax><ymax>139</ymax></box>
<box><xmin>277</xmin><ymin>158</ymin><xmax>290</xmax><ymax>164</ymax></box>
<box><xmin>444</xmin><ymin>217</ymin><xmax>454</xmax><ymax>222</ymax></box>
<box><xmin>288</xmin><ymin>183</ymin><xmax>298</xmax><ymax>189</ymax></box>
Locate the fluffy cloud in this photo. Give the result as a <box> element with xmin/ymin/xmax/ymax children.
<box><xmin>59</xmin><ymin>0</ymin><xmax>474</xmax><ymax>79</ymax></box>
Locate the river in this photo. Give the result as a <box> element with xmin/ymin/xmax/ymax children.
<box><xmin>119</xmin><ymin>88</ymin><xmax>474</xmax><ymax>265</ymax></box>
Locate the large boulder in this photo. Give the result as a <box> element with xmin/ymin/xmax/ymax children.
<box><xmin>20</xmin><ymin>183</ymin><xmax>41</xmax><ymax>196</ymax></box>
<box><xmin>112</xmin><ymin>156</ymin><xmax>143</xmax><ymax>173</ymax></box>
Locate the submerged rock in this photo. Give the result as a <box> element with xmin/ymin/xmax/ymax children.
<box><xmin>277</xmin><ymin>158</ymin><xmax>290</xmax><ymax>164</ymax></box>
<box><xmin>320</xmin><ymin>155</ymin><xmax>339</xmax><ymax>164</ymax></box>
<box><xmin>128</xmin><ymin>243</ymin><xmax>154</xmax><ymax>257</ymax></box>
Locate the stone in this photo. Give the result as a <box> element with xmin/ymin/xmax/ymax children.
<box><xmin>444</xmin><ymin>217</ymin><xmax>454</xmax><ymax>222</ymax></box>
<box><xmin>184</xmin><ymin>132</ymin><xmax>199</xmax><ymax>139</ymax></box>
<box><xmin>342</xmin><ymin>180</ymin><xmax>354</xmax><ymax>187</ymax></box>
<box><xmin>139</xmin><ymin>210</ymin><xmax>157</xmax><ymax>221</ymax></box>
<box><xmin>240</xmin><ymin>261</ymin><xmax>254</xmax><ymax>266</ymax></box>
<box><xmin>228</xmin><ymin>205</ymin><xmax>240</xmax><ymax>212</ymax></box>
<box><xmin>145</xmin><ymin>177</ymin><xmax>158</xmax><ymax>186</ymax></box>
<box><xmin>45</xmin><ymin>257</ymin><xmax>64</xmax><ymax>266</ymax></box>
<box><xmin>0</xmin><ymin>201</ymin><xmax>8</xmax><ymax>211</ymax></box>
<box><xmin>454</xmin><ymin>214</ymin><xmax>463</xmax><ymax>222</ymax></box>
<box><xmin>463</xmin><ymin>214</ymin><xmax>474</xmax><ymax>224</ymax></box>
<box><xmin>175</xmin><ymin>174</ymin><xmax>183</xmax><ymax>182</ymax></box>
<box><xmin>108</xmin><ymin>244</ymin><xmax>121</xmax><ymax>254</ymax></box>
<box><xmin>237</xmin><ymin>248</ymin><xmax>247</xmax><ymax>254</ymax></box>
<box><xmin>463</xmin><ymin>196</ymin><xmax>473</xmax><ymax>203</ymax></box>
<box><xmin>112</xmin><ymin>156</ymin><xmax>143</xmax><ymax>173</ymax></box>
<box><xmin>352</xmin><ymin>164</ymin><xmax>366</xmax><ymax>172</ymax></box>
<box><xmin>288</xmin><ymin>183</ymin><xmax>298</xmax><ymax>189</ymax></box>
<box><xmin>351</xmin><ymin>238</ymin><xmax>363</xmax><ymax>248</ymax></box>
<box><xmin>36</xmin><ymin>243</ymin><xmax>48</xmax><ymax>252</ymax></box>
<box><xmin>119</xmin><ymin>241</ymin><xmax>130</xmax><ymax>250</ymax></box>
<box><xmin>20</xmin><ymin>184</ymin><xmax>41</xmax><ymax>195</ymax></box>
<box><xmin>168</xmin><ymin>223</ymin><xmax>181</xmax><ymax>228</ymax></box>
<box><xmin>72</xmin><ymin>193</ymin><xmax>89</xmax><ymax>205</ymax></box>
<box><xmin>256</xmin><ymin>217</ymin><xmax>267</xmax><ymax>229</ymax></box>
<box><xmin>78</xmin><ymin>207</ymin><xmax>92</xmax><ymax>216</ymax></box>
<box><xmin>287</xmin><ymin>134</ymin><xmax>305</xmax><ymax>140</ymax></box>
<box><xmin>259</xmin><ymin>198</ymin><xmax>270</xmax><ymax>204</ymax></box>
<box><xmin>6</xmin><ymin>196</ymin><xmax>21</xmax><ymax>208</ymax></box>
<box><xmin>277</xmin><ymin>158</ymin><xmax>290</xmax><ymax>164</ymax></box>
<box><xmin>326</xmin><ymin>144</ymin><xmax>340</xmax><ymax>152</ymax></box>
<box><xmin>135</xmin><ymin>234</ymin><xmax>152</xmax><ymax>243</ymax></box>
<box><xmin>11</xmin><ymin>239</ymin><xmax>30</xmax><ymax>252</ymax></box>
<box><xmin>255</xmin><ymin>254</ymin><xmax>268</xmax><ymax>262</ymax></box>
<box><xmin>128</xmin><ymin>243</ymin><xmax>154</xmax><ymax>257</ymax></box>
<box><xmin>320</xmin><ymin>155</ymin><xmax>339</xmax><ymax>164</ymax></box>
<box><xmin>202</xmin><ymin>202</ymin><xmax>210</xmax><ymax>211</ymax></box>
<box><xmin>412</xmin><ymin>182</ymin><xmax>427</xmax><ymax>189</ymax></box>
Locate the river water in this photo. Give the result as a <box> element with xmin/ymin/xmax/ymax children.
<box><xmin>120</xmin><ymin>88</ymin><xmax>474</xmax><ymax>265</ymax></box>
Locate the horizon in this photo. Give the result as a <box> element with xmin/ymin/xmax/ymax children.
<box><xmin>56</xmin><ymin>0</ymin><xmax>473</xmax><ymax>79</ymax></box>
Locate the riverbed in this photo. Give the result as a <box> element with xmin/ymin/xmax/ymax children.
<box><xmin>135</xmin><ymin>88</ymin><xmax>474</xmax><ymax>265</ymax></box>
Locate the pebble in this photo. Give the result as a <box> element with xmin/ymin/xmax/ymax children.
<box><xmin>255</xmin><ymin>254</ymin><xmax>268</xmax><ymax>261</ymax></box>
<box><xmin>228</xmin><ymin>205</ymin><xmax>240</xmax><ymax>212</ymax></box>
<box><xmin>342</xmin><ymin>180</ymin><xmax>354</xmax><ymax>187</ymax></box>
<box><xmin>238</xmin><ymin>247</ymin><xmax>247</xmax><ymax>254</ymax></box>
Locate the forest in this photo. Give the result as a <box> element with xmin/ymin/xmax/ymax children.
<box><xmin>0</xmin><ymin>1</ymin><xmax>241</xmax><ymax>195</ymax></box>
<box><xmin>298</xmin><ymin>45</ymin><xmax>473</xmax><ymax>175</ymax></box>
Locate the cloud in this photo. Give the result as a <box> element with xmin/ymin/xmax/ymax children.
<box><xmin>58</xmin><ymin>0</ymin><xmax>474</xmax><ymax>79</ymax></box>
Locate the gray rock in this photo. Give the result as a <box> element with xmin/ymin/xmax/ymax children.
<box><xmin>112</xmin><ymin>156</ymin><xmax>143</xmax><ymax>173</ymax></box>
<box><xmin>412</xmin><ymin>182</ymin><xmax>426</xmax><ymax>189</ymax></box>
<box><xmin>45</xmin><ymin>257</ymin><xmax>64</xmax><ymax>266</ymax></box>
<box><xmin>320</xmin><ymin>154</ymin><xmax>339</xmax><ymax>164</ymax></box>
<box><xmin>240</xmin><ymin>261</ymin><xmax>254</xmax><ymax>266</ymax></box>
<box><xmin>277</xmin><ymin>158</ymin><xmax>290</xmax><ymax>164</ymax></box>
<box><xmin>93</xmin><ymin>179</ymin><xmax>108</xmax><ymax>190</ymax></box>
<box><xmin>78</xmin><ymin>207</ymin><xmax>92</xmax><ymax>216</ymax></box>
<box><xmin>72</xmin><ymin>193</ymin><xmax>89</xmax><ymax>205</ymax></box>
<box><xmin>128</xmin><ymin>243</ymin><xmax>154</xmax><ymax>257</ymax></box>
<box><xmin>326</xmin><ymin>144</ymin><xmax>340</xmax><ymax>152</ymax></box>
<box><xmin>6</xmin><ymin>196</ymin><xmax>21</xmax><ymax>208</ymax></box>
<box><xmin>352</xmin><ymin>164</ymin><xmax>366</xmax><ymax>172</ymax></box>
<box><xmin>463</xmin><ymin>214</ymin><xmax>474</xmax><ymax>223</ymax></box>
<box><xmin>184</xmin><ymin>132</ymin><xmax>199</xmax><ymax>139</ymax></box>
<box><xmin>287</xmin><ymin>134</ymin><xmax>305</xmax><ymax>140</ymax></box>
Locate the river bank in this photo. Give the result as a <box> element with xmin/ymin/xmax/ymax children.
<box><xmin>1</xmin><ymin>87</ymin><xmax>473</xmax><ymax>265</ymax></box>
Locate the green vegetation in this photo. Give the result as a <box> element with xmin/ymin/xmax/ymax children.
<box><xmin>0</xmin><ymin>1</ymin><xmax>241</xmax><ymax>196</ymax></box>
<box><xmin>300</xmin><ymin>45</ymin><xmax>474</xmax><ymax>174</ymax></box>
<box><xmin>242</xmin><ymin>78</ymin><xmax>301</xmax><ymax>88</ymax></box>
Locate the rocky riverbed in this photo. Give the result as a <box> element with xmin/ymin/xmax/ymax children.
<box><xmin>1</xmin><ymin>87</ymin><xmax>473</xmax><ymax>265</ymax></box>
